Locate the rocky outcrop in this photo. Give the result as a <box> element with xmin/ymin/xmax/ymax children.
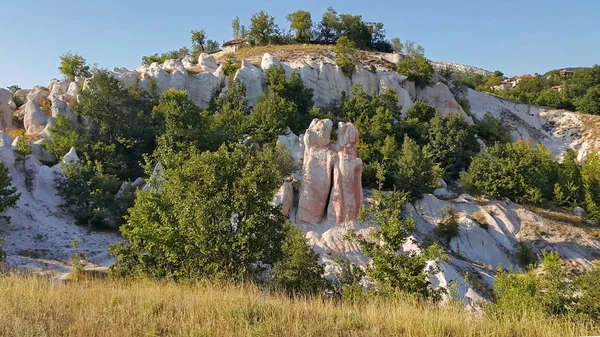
<box><xmin>417</xmin><ymin>83</ymin><xmax>473</xmax><ymax>124</ymax></box>
<box><xmin>297</xmin><ymin>119</ymin><xmax>335</xmax><ymax>224</ymax></box>
<box><xmin>234</xmin><ymin>60</ymin><xmax>267</xmax><ymax>107</ymax></box>
<box><xmin>273</xmin><ymin>181</ymin><xmax>294</xmax><ymax>216</ymax></box>
<box><xmin>296</xmin><ymin>119</ymin><xmax>363</xmax><ymax>225</ymax></box>
<box><xmin>23</xmin><ymin>101</ymin><xmax>49</xmax><ymax>135</ymax></box>
<box><xmin>0</xmin><ymin>88</ymin><xmax>14</xmax><ymax>129</ymax></box>
<box><xmin>327</xmin><ymin>122</ymin><xmax>363</xmax><ymax>224</ymax></box>
<box><xmin>26</xmin><ymin>86</ymin><xmax>50</xmax><ymax>106</ymax></box>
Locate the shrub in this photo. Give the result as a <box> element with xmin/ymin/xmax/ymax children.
<box><xmin>222</xmin><ymin>53</ymin><xmax>241</xmax><ymax>77</ymax></box>
<box><xmin>427</xmin><ymin>113</ymin><xmax>478</xmax><ymax>178</ymax></box>
<box><xmin>44</xmin><ymin>114</ymin><xmax>81</xmax><ymax>159</ymax></box>
<box><xmin>335</xmin><ymin>36</ymin><xmax>359</xmax><ymax>76</ymax></box>
<box><xmin>514</xmin><ymin>241</ymin><xmax>535</xmax><ymax>267</ymax></box>
<box><xmin>472</xmin><ymin>211</ymin><xmax>489</xmax><ymax>230</ymax></box>
<box><xmin>109</xmin><ymin>143</ymin><xmax>297</xmax><ymax>281</ymax></box>
<box><xmin>58</xmin><ymin>52</ymin><xmax>91</xmax><ymax>81</ymax></box>
<box><xmin>247</xmin><ymin>92</ymin><xmax>298</xmax><ymax>144</ymax></box>
<box><xmin>581</xmin><ymin>153</ymin><xmax>600</xmax><ymax>222</ymax></box>
<box><xmin>437</xmin><ymin>206</ymin><xmax>460</xmax><ymax>240</ymax></box>
<box><xmin>461</xmin><ymin>140</ymin><xmax>558</xmax><ymax>204</ymax></box>
<box><xmin>474</xmin><ymin>112</ymin><xmax>512</xmax><ymax>145</ymax></box>
<box><xmin>269</xmin><ymin>222</ymin><xmax>330</xmax><ymax>296</ymax></box>
<box><xmin>355</xmin><ymin>191</ymin><xmax>448</xmax><ymax>301</ymax></box>
<box><xmin>0</xmin><ymin>162</ymin><xmax>19</xmax><ymax>222</ymax></box>
<box><xmin>392</xmin><ymin>135</ymin><xmax>441</xmax><ymax>201</ymax></box>
<box><xmin>396</xmin><ymin>55</ymin><xmax>434</xmax><ymax>87</ymax></box>
<box><xmin>14</xmin><ymin>130</ymin><xmax>33</xmax><ymax>158</ymax></box>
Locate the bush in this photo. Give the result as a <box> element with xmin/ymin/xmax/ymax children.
<box><xmin>247</xmin><ymin>91</ymin><xmax>298</xmax><ymax>144</ymax></box>
<box><xmin>355</xmin><ymin>191</ymin><xmax>448</xmax><ymax>301</ymax></box>
<box><xmin>44</xmin><ymin>114</ymin><xmax>81</xmax><ymax>159</ymax></box>
<box><xmin>461</xmin><ymin>140</ymin><xmax>558</xmax><ymax>204</ymax></box>
<box><xmin>56</xmin><ymin>155</ymin><xmax>132</xmax><ymax>229</ymax></box>
<box><xmin>437</xmin><ymin>206</ymin><xmax>460</xmax><ymax>240</ymax></box>
<box><xmin>0</xmin><ymin>162</ymin><xmax>19</xmax><ymax>222</ymax></box>
<box><xmin>109</xmin><ymin>143</ymin><xmax>297</xmax><ymax>281</ymax></box>
<box><xmin>14</xmin><ymin>130</ymin><xmax>33</xmax><ymax>158</ymax></box>
<box><xmin>474</xmin><ymin>112</ymin><xmax>512</xmax><ymax>145</ymax></box>
<box><xmin>514</xmin><ymin>241</ymin><xmax>535</xmax><ymax>267</ymax></box>
<box><xmin>396</xmin><ymin>55</ymin><xmax>434</xmax><ymax>87</ymax></box>
<box><xmin>58</xmin><ymin>52</ymin><xmax>91</xmax><ymax>81</ymax></box>
<box><xmin>269</xmin><ymin>222</ymin><xmax>330</xmax><ymax>296</ymax></box>
<box><xmin>427</xmin><ymin>113</ymin><xmax>478</xmax><ymax>177</ymax></box>
<box><xmin>335</xmin><ymin>36</ymin><xmax>359</xmax><ymax>76</ymax></box>
<box><xmin>581</xmin><ymin>153</ymin><xmax>600</xmax><ymax>222</ymax></box>
<box><xmin>576</xmin><ymin>85</ymin><xmax>600</xmax><ymax>115</ymax></box>
<box><xmin>472</xmin><ymin>211</ymin><xmax>489</xmax><ymax>230</ymax></box>
<box><xmin>391</xmin><ymin>135</ymin><xmax>441</xmax><ymax>201</ymax></box>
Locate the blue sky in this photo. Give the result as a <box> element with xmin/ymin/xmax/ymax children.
<box><xmin>1</xmin><ymin>0</ymin><xmax>598</xmax><ymax>88</ymax></box>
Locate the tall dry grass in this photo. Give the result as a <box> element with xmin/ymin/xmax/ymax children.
<box><xmin>0</xmin><ymin>274</ymin><xmax>597</xmax><ymax>337</ymax></box>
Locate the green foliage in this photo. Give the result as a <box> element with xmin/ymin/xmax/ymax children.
<box><xmin>396</xmin><ymin>55</ymin><xmax>434</xmax><ymax>87</ymax></box>
<box><xmin>317</xmin><ymin>7</ymin><xmax>341</xmax><ymax>44</ymax></box>
<box><xmin>44</xmin><ymin>114</ymin><xmax>81</xmax><ymax>159</ymax></box>
<box><xmin>335</xmin><ymin>36</ymin><xmax>359</xmax><ymax>76</ymax></box>
<box><xmin>553</xmin><ymin>150</ymin><xmax>584</xmax><ymax>207</ymax></box>
<box><xmin>333</xmin><ymin>258</ymin><xmax>366</xmax><ymax>302</ymax></box>
<box><xmin>213</xmin><ymin>78</ymin><xmax>249</xmax><ymax>141</ymax></box>
<box><xmin>58</xmin><ymin>52</ymin><xmax>91</xmax><ymax>81</ymax></box>
<box><xmin>287</xmin><ymin>10</ymin><xmax>313</xmax><ymax>43</ymax></box>
<box><xmin>427</xmin><ymin>113</ymin><xmax>478</xmax><ymax>177</ymax></box>
<box><xmin>232</xmin><ymin>16</ymin><xmax>241</xmax><ymax>39</ymax></box>
<box><xmin>436</xmin><ymin>206</ymin><xmax>460</xmax><ymax>240</ymax></box>
<box><xmin>474</xmin><ymin>112</ymin><xmax>512</xmax><ymax>145</ymax></box>
<box><xmin>248</xmin><ymin>11</ymin><xmax>280</xmax><ymax>45</ymax></box>
<box><xmin>390</xmin><ymin>37</ymin><xmax>403</xmax><ymax>53</ymax></box>
<box><xmin>581</xmin><ymin>153</ymin><xmax>600</xmax><ymax>222</ymax></box>
<box><xmin>0</xmin><ymin>162</ymin><xmax>19</xmax><ymax>222</ymax></box>
<box><xmin>269</xmin><ymin>222</ymin><xmax>330</xmax><ymax>296</ymax></box>
<box><xmin>6</xmin><ymin>85</ymin><xmax>20</xmax><ymax>95</ymax></box>
<box><xmin>76</xmin><ymin>69</ymin><xmax>156</xmax><ymax>179</ymax></box>
<box><xmin>222</xmin><ymin>53</ymin><xmax>241</xmax><ymax>77</ymax></box>
<box><xmin>56</xmin><ymin>156</ymin><xmax>132</xmax><ymax>229</ymax></box>
<box><xmin>247</xmin><ymin>90</ymin><xmax>298</xmax><ymax>144</ymax></box>
<box><xmin>70</xmin><ymin>239</ymin><xmax>89</xmax><ymax>275</ymax></box>
<box><xmin>109</xmin><ymin>143</ymin><xmax>297</xmax><ymax>280</ymax></box>
<box><xmin>15</xmin><ymin>130</ymin><xmax>33</xmax><ymax>157</ymax></box>
<box><xmin>152</xmin><ymin>89</ymin><xmax>221</xmax><ymax>166</ymax></box>
<box><xmin>142</xmin><ymin>47</ymin><xmax>189</xmax><ymax>65</ymax></box>
<box><xmin>487</xmin><ymin>251</ymin><xmax>600</xmax><ymax>319</ymax></box>
<box><xmin>0</xmin><ymin>237</ymin><xmax>6</xmax><ymax>263</ymax></box>
<box><xmin>392</xmin><ymin>135</ymin><xmax>441</xmax><ymax>201</ymax></box>
<box><xmin>461</xmin><ymin>140</ymin><xmax>558</xmax><ymax>204</ymax></box>
<box><xmin>514</xmin><ymin>241</ymin><xmax>535</xmax><ymax>267</ymax></box>
<box><xmin>576</xmin><ymin>85</ymin><xmax>600</xmax><ymax>115</ymax></box>
<box><xmin>355</xmin><ymin>191</ymin><xmax>447</xmax><ymax>301</ymax></box>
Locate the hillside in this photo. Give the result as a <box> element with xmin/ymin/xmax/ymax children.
<box><xmin>0</xmin><ymin>45</ymin><xmax>599</xmax><ymax>311</ymax></box>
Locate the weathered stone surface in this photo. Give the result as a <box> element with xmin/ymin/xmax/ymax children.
<box><xmin>50</xmin><ymin>80</ymin><xmax>70</xmax><ymax>97</ymax></box>
<box><xmin>13</xmin><ymin>89</ymin><xmax>30</xmax><ymax>106</ymax></box>
<box><xmin>23</xmin><ymin>101</ymin><xmax>49</xmax><ymax>135</ymax></box>
<box><xmin>277</xmin><ymin>131</ymin><xmax>305</xmax><ymax>163</ymax></box>
<box><xmin>327</xmin><ymin>122</ymin><xmax>363</xmax><ymax>224</ymax></box>
<box><xmin>261</xmin><ymin>53</ymin><xmax>280</xmax><ymax>71</ymax></box>
<box><xmin>63</xmin><ymin>147</ymin><xmax>79</xmax><ymax>164</ymax></box>
<box><xmin>574</xmin><ymin>206</ymin><xmax>586</xmax><ymax>217</ymax></box>
<box><xmin>297</xmin><ymin>119</ymin><xmax>335</xmax><ymax>224</ymax></box>
<box><xmin>417</xmin><ymin>83</ymin><xmax>473</xmax><ymax>124</ymax></box>
<box><xmin>0</xmin><ymin>88</ymin><xmax>14</xmax><ymax>129</ymax></box>
<box><xmin>273</xmin><ymin>181</ymin><xmax>294</xmax><ymax>216</ymax></box>
<box><xmin>234</xmin><ymin>60</ymin><xmax>267</xmax><ymax>107</ymax></box>
<box><xmin>199</xmin><ymin>53</ymin><xmax>218</xmax><ymax>72</ymax></box>
<box><xmin>26</xmin><ymin>86</ymin><xmax>50</xmax><ymax>105</ymax></box>
<box><xmin>379</xmin><ymin>73</ymin><xmax>413</xmax><ymax>115</ymax></box>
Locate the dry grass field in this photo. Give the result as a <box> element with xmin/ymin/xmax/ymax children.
<box><xmin>0</xmin><ymin>274</ymin><xmax>597</xmax><ymax>337</ymax></box>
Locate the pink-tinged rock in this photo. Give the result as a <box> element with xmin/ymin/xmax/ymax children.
<box><xmin>328</xmin><ymin>122</ymin><xmax>363</xmax><ymax>224</ymax></box>
<box><xmin>416</xmin><ymin>83</ymin><xmax>473</xmax><ymax>124</ymax></box>
<box><xmin>297</xmin><ymin>119</ymin><xmax>335</xmax><ymax>224</ymax></box>
<box><xmin>273</xmin><ymin>181</ymin><xmax>294</xmax><ymax>216</ymax></box>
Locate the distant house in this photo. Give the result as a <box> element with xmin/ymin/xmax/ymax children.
<box><xmin>209</xmin><ymin>38</ymin><xmax>249</xmax><ymax>59</ymax></box>
<box><xmin>493</xmin><ymin>81</ymin><xmax>515</xmax><ymax>91</ymax></box>
<box><xmin>559</xmin><ymin>69</ymin><xmax>574</xmax><ymax>77</ymax></box>
<box><xmin>514</xmin><ymin>74</ymin><xmax>536</xmax><ymax>85</ymax></box>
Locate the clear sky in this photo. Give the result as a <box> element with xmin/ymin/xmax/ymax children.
<box><xmin>1</xmin><ymin>0</ymin><xmax>599</xmax><ymax>89</ymax></box>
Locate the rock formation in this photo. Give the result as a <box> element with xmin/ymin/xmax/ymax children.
<box><xmin>0</xmin><ymin>88</ymin><xmax>15</xmax><ymax>129</ymax></box>
<box><xmin>296</xmin><ymin>119</ymin><xmax>363</xmax><ymax>225</ymax></box>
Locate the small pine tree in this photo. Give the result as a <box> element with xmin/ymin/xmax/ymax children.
<box><xmin>0</xmin><ymin>162</ymin><xmax>19</xmax><ymax>223</ymax></box>
<box><xmin>335</xmin><ymin>36</ymin><xmax>359</xmax><ymax>76</ymax></box>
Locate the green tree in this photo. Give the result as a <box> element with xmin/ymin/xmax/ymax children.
<box><xmin>427</xmin><ymin>113</ymin><xmax>478</xmax><ymax>177</ymax></box>
<box><xmin>403</xmin><ymin>40</ymin><xmax>425</xmax><ymax>57</ymax></box>
<box><xmin>335</xmin><ymin>36</ymin><xmax>359</xmax><ymax>76</ymax></box>
<box><xmin>232</xmin><ymin>16</ymin><xmax>241</xmax><ymax>39</ymax></box>
<box><xmin>581</xmin><ymin>153</ymin><xmax>600</xmax><ymax>222</ymax></box>
<box><xmin>269</xmin><ymin>222</ymin><xmax>330</xmax><ymax>296</ymax></box>
<box><xmin>6</xmin><ymin>85</ymin><xmax>20</xmax><ymax>95</ymax></box>
<box><xmin>287</xmin><ymin>10</ymin><xmax>313</xmax><ymax>43</ymax></box>
<box><xmin>317</xmin><ymin>7</ymin><xmax>340</xmax><ymax>43</ymax></box>
<box><xmin>337</xmin><ymin>14</ymin><xmax>372</xmax><ymax>50</ymax></box>
<box><xmin>474</xmin><ymin>112</ymin><xmax>512</xmax><ymax>145</ymax></box>
<box><xmin>191</xmin><ymin>29</ymin><xmax>206</xmax><ymax>53</ymax></box>
<box><xmin>76</xmin><ymin>69</ymin><xmax>156</xmax><ymax>179</ymax></box>
<box><xmin>462</xmin><ymin>140</ymin><xmax>558</xmax><ymax>204</ymax></box>
<box><xmin>247</xmin><ymin>92</ymin><xmax>298</xmax><ymax>144</ymax></box>
<box><xmin>553</xmin><ymin>150</ymin><xmax>584</xmax><ymax>207</ymax></box>
<box><xmin>56</xmin><ymin>155</ymin><xmax>132</xmax><ymax>229</ymax></box>
<box><xmin>576</xmin><ymin>85</ymin><xmax>600</xmax><ymax>115</ymax></box>
<box><xmin>109</xmin><ymin>143</ymin><xmax>297</xmax><ymax>280</ymax></box>
<box><xmin>396</xmin><ymin>55</ymin><xmax>434</xmax><ymax>87</ymax></box>
<box><xmin>58</xmin><ymin>52</ymin><xmax>91</xmax><ymax>81</ymax></box>
<box><xmin>214</xmin><ymin>78</ymin><xmax>249</xmax><ymax>141</ymax></box>
<box><xmin>248</xmin><ymin>11</ymin><xmax>279</xmax><ymax>45</ymax></box>
<box><xmin>44</xmin><ymin>114</ymin><xmax>82</xmax><ymax>159</ymax></box>
<box><xmin>391</xmin><ymin>37</ymin><xmax>403</xmax><ymax>53</ymax></box>
<box><xmin>355</xmin><ymin>191</ymin><xmax>447</xmax><ymax>300</ymax></box>
<box><xmin>392</xmin><ymin>135</ymin><xmax>441</xmax><ymax>201</ymax></box>
<box><xmin>0</xmin><ymin>162</ymin><xmax>19</xmax><ymax>222</ymax></box>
